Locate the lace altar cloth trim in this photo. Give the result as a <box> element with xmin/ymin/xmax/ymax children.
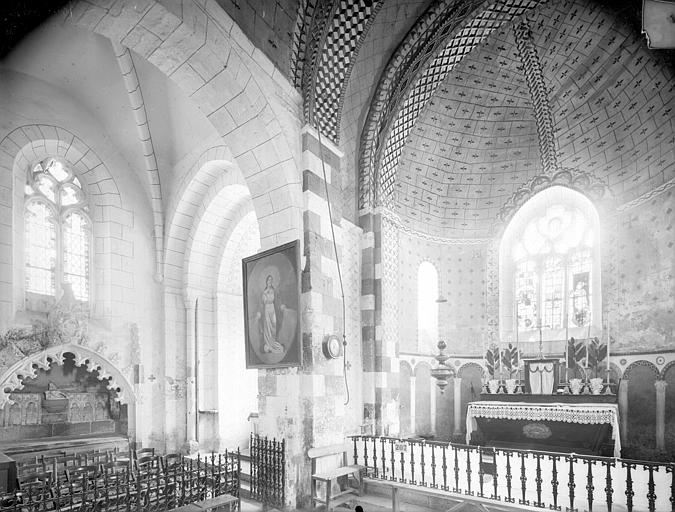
<box><xmin>467</xmin><ymin>402</ymin><xmax>617</xmax><ymax>424</ymax></box>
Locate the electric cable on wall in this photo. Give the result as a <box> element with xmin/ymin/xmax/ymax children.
<box><xmin>316</xmin><ymin>126</ymin><xmax>350</xmax><ymax>406</ymax></box>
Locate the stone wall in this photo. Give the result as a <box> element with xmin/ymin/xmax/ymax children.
<box><xmin>395</xmin><ymin>228</ymin><xmax>489</xmax><ymax>356</ymax></box>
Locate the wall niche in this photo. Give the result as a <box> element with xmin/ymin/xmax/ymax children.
<box><xmin>0</xmin><ymin>352</ymin><xmax>127</xmax><ymax>442</ymax></box>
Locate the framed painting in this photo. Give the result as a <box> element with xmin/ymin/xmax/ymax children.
<box><xmin>242</xmin><ymin>240</ymin><xmax>301</xmax><ymax>368</ymax></box>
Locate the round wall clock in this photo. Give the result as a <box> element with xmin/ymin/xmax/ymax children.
<box><xmin>323</xmin><ymin>334</ymin><xmax>342</xmax><ymax>359</ymax></box>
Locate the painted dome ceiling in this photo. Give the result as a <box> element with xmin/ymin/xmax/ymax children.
<box><xmin>390</xmin><ymin>0</ymin><xmax>675</xmax><ymax>238</ymax></box>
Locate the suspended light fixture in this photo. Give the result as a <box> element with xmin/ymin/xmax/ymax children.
<box><xmin>430</xmin><ymin>340</ymin><xmax>455</xmax><ymax>393</ymax></box>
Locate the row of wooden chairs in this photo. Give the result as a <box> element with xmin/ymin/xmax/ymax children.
<box><xmin>16</xmin><ymin>447</ymin><xmax>164</xmax><ymax>488</ymax></box>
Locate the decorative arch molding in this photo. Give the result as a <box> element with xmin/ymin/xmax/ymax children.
<box><xmin>496</xmin><ymin>169</ymin><xmax>610</xmax><ymax>234</ymax></box>
<box><xmin>413</xmin><ymin>360</ymin><xmax>432</xmax><ymax>375</ymax></box>
<box><xmin>0</xmin><ymin>124</ymin><xmax>123</xmax><ymax>208</ymax></box>
<box><xmin>659</xmin><ymin>360</ymin><xmax>675</xmax><ymax>380</ymax></box>
<box><xmin>298</xmin><ymin>0</ymin><xmax>384</xmax><ymax>142</ymax></box>
<box><xmin>358</xmin><ymin>0</ymin><xmax>546</xmax><ymax>210</ymax></box>
<box><xmin>399</xmin><ymin>360</ymin><xmax>413</xmax><ymax>375</ymax></box>
<box><xmin>184</xmin><ymin>184</ymin><xmax>254</xmax><ymax>297</ymax></box>
<box><xmin>623</xmin><ymin>360</ymin><xmax>660</xmax><ymax>381</ymax></box>
<box><xmin>609</xmin><ymin>362</ymin><xmax>623</xmax><ymax>380</ymax></box>
<box><xmin>457</xmin><ymin>361</ymin><xmax>487</xmax><ymax>379</ymax></box>
<box><xmin>0</xmin><ymin>125</ymin><xmax>132</xmax><ymax>320</ymax></box>
<box><xmin>0</xmin><ymin>343</ymin><xmax>135</xmax><ymax>409</ymax></box>
<box><xmin>164</xmin><ymin>147</ymin><xmax>246</xmax><ymax>289</ymax></box>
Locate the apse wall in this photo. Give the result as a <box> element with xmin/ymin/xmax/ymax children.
<box><xmin>395</xmin><ymin>226</ymin><xmax>488</xmax><ymax>356</ymax></box>
<box><xmin>605</xmin><ymin>189</ymin><xmax>675</xmax><ymax>353</ymax></box>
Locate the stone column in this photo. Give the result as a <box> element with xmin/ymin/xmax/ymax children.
<box><xmin>655</xmin><ymin>380</ymin><xmax>667</xmax><ymax>451</ymax></box>
<box><xmin>619</xmin><ymin>378</ymin><xmax>629</xmax><ymax>442</ymax></box>
<box><xmin>453</xmin><ymin>376</ymin><xmax>462</xmax><ymax>436</ymax></box>
<box><xmin>184</xmin><ymin>295</ymin><xmax>198</xmax><ymax>453</ymax></box>
<box><xmin>410</xmin><ymin>376</ymin><xmax>416</xmax><ymax>435</ymax></box>
<box><xmin>430</xmin><ymin>375</ymin><xmax>437</xmax><ymax>437</ymax></box>
<box><xmin>257</xmin><ymin>125</ymin><xmax>352</xmax><ymax>509</ymax></box>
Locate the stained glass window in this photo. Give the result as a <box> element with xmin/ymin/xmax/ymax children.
<box><xmin>568</xmin><ymin>249</ymin><xmax>592</xmax><ymax>327</ymax></box>
<box><xmin>25</xmin><ymin>201</ymin><xmax>56</xmax><ymax>296</ymax></box>
<box><xmin>542</xmin><ymin>256</ymin><xmax>564</xmax><ymax>329</ymax></box>
<box><xmin>515</xmin><ymin>260</ymin><xmax>538</xmax><ymax>330</ymax></box>
<box><xmin>513</xmin><ymin>205</ymin><xmax>594</xmax><ymax>331</ymax></box>
<box><xmin>25</xmin><ymin>158</ymin><xmax>90</xmax><ymax>302</ymax></box>
<box><xmin>63</xmin><ymin>212</ymin><xmax>90</xmax><ymax>301</ymax></box>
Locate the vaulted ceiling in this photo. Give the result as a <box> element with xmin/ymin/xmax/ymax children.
<box><xmin>293</xmin><ymin>0</ymin><xmax>674</xmax><ymax>237</ymax></box>
<box><xmin>390</xmin><ymin>0</ymin><xmax>674</xmax><ymax>238</ymax></box>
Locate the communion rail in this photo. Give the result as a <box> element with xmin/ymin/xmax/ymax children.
<box><xmin>0</xmin><ymin>452</ymin><xmax>240</xmax><ymax>512</ymax></box>
<box><xmin>349</xmin><ymin>436</ymin><xmax>674</xmax><ymax>512</ymax></box>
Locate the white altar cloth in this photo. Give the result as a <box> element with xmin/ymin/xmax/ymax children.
<box><xmin>466</xmin><ymin>401</ymin><xmax>621</xmax><ymax>457</ymax></box>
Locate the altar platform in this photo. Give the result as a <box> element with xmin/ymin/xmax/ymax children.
<box><xmin>466</xmin><ymin>400</ymin><xmax>620</xmax><ymax>457</ymax></box>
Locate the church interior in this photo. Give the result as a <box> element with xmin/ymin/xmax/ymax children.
<box><xmin>0</xmin><ymin>0</ymin><xmax>673</xmax><ymax>510</ymax></box>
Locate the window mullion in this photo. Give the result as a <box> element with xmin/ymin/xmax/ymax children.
<box><xmin>56</xmin><ymin>213</ymin><xmax>63</xmax><ymax>298</ymax></box>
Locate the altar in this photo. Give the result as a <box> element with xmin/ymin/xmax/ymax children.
<box><xmin>466</xmin><ymin>401</ymin><xmax>621</xmax><ymax>457</ymax></box>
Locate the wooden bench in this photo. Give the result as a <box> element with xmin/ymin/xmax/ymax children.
<box><xmin>308</xmin><ymin>443</ymin><xmax>365</xmax><ymax>511</ymax></box>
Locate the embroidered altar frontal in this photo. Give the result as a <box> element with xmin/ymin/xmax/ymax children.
<box><xmin>466</xmin><ymin>401</ymin><xmax>621</xmax><ymax>457</ymax></box>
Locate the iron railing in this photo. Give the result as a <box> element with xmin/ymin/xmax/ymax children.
<box><xmin>1</xmin><ymin>451</ymin><xmax>240</xmax><ymax>512</ymax></box>
<box><xmin>350</xmin><ymin>435</ymin><xmax>675</xmax><ymax>512</ymax></box>
<box><xmin>250</xmin><ymin>434</ymin><xmax>285</xmax><ymax>509</ymax></box>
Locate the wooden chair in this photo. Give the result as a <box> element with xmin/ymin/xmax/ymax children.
<box><xmin>162</xmin><ymin>453</ymin><xmax>183</xmax><ymax>471</ymax></box>
<box><xmin>135</xmin><ymin>455</ymin><xmax>162</xmax><ymax>477</ymax></box>
<box><xmin>135</xmin><ymin>447</ymin><xmax>155</xmax><ymax>459</ymax></box>
<box><xmin>17</xmin><ymin>461</ymin><xmax>46</xmax><ymax>480</ymax></box>
<box><xmin>308</xmin><ymin>443</ymin><xmax>365</xmax><ymax>511</ymax></box>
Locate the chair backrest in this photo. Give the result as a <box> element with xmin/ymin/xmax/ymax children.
<box><xmin>109</xmin><ymin>450</ymin><xmax>132</xmax><ymax>463</ymax></box>
<box><xmin>18</xmin><ymin>470</ymin><xmax>53</xmax><ymax>488</ymax></box>
<box><xmin>135</xmin><ymin>447</ymin><xmax>155</xmax><ymax>459</ymax></box>
<box><xmin>66</xmin><ymin>465</ymin><xmax>100</xmax><ymax>484</ymax></box>
<box><xmin>17</xmin><ymin>462</ymin><xmax>46</xmax><ymax>478</ymax></box>
<box><xmin>80</xmin><ymin>450</ymin><xmax>108</xmax><ymax>465</ymax></box>
<box><xmin>102</xmin><ymin>461</ymin><xmax>132</xmax><ymax>483</ymax></box>
<box><xmin>136</xmin><ymin>455</ymin><xmax>160</xmax><ymax>472</ymax></box>
<box><xmin>162</xmin><ymin>453</ymin><xmax>183</xmax><ymax>470</ymax></box>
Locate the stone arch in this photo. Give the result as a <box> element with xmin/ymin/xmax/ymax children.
<box><xmin>184</xmin><ymin>183</ymin><xmax>253</xmax><ymax>296</ymax></box>
<box><xmin>358</xmin><ymin>0</ymin><xmax>547</xmax><ymax>210</ymax></box>
<box><xmin>498</xmin><ymin>185</ymin><xmax>603</xmax><ymax>342</ymax></box>
<box><xmin>413</xmin><ymin>360</ymin><xmax>432</xmax><ymax>375</ymax></box>
<box><xmin>0</xmin><ymin>343</ymin><xmax>135</xmax><ymax>409</ymax></box>
<box><xmin>659</xmin><ymin>359</ymin><xmax>675</xmax><ymax>380</ymax></box>
<box><xmin>164</xmin><ymin>149</ymin><xmax>247</xmax><ymax>290</ymax></box>
<box><xmin>217</xmin><ymin>211</ymin><xmax>260</xmax><ymax>295</ymax></box>
<box><xmin>67</xmin><ymin>0</ymin><xmax>302</xmax><ymax>249</ymax></box>
<box><xmin>457</xmin><ymin>361</ymin><xmax>487</xmax><ymax>380</ymax></box>
<box><xmin>0</xmin><ymin>125</ymin><xmax>132</xmax><ymax>326</ymax></box>
<box><xmin>623</xmin><ymin>360</ymin><xmax>660</xmax><ymax>381</ymax></box>
<box><xmin>496</xmin><ymin>170</ymin><xmax>610</xmax><ymax>237</ymax></box>
<box><xmin>609</xmin><ymin>362</ymin><xmax>623</xmax><ymax>381</ymax></box>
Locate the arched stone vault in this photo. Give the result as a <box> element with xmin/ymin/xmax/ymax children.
<box><xmin>0</xmin><ymin>343</ymin><xmax>136</xmax><ymax>409</ymax></box>
<box><xmin>67</xmin><ymin>0</ymin><xmax>302</xmax><ymax>251</ymax></box>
